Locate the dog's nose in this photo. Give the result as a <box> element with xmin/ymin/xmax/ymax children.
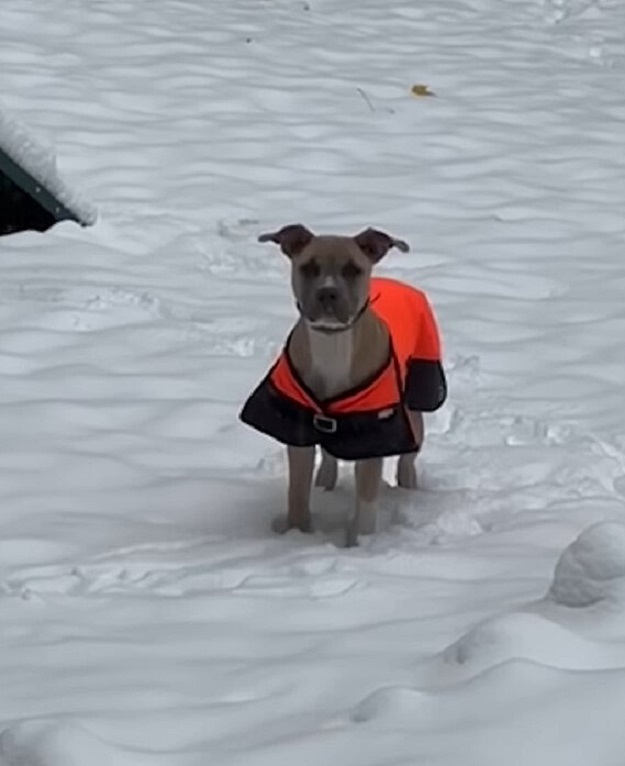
<box><xmin>316</xmin><ymin>286</ymin><xmax>339</xmax><ymax>311</ymax></box>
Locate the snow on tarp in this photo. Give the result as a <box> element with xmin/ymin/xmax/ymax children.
<box><xmin>0</xmin><ymin>101</ymin><xmax>97</xmax><ymax>227</ymax></box>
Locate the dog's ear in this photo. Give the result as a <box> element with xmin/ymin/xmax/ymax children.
<box><xmin>258</xmin><ymin>224</ymin><xmax>314</xmax><ymax>258</ymax></box>
<box><xmin>353</xmin><ymin>228</ymin><xmax>410</xmax><ymax>263</ymax></box>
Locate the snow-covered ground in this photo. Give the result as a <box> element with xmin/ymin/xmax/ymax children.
<box><xmin>2</xmin><ymin>0</ymin><xmax>625</xmax><ymax>763</ymax></box>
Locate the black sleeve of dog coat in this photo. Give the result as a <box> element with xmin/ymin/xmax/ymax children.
<box><xmin>404</xmin><ymin>359</ymin><xmax>447</xmax><ymax>412</ymax></box>
<box><xmin>239</xmin><ymin>377</ymin><xmax>318</xmax><ymax>447</ymax></box>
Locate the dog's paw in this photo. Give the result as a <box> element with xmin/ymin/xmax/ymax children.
<box><xmin>357</xmin><ymin>501</ymin><xmax>377</xmax><ymax>536</ymax></box>
<box><xmin>271</xmin><ymin>515</ymin><xmax>313</xmax><ymax>535</ymax></box>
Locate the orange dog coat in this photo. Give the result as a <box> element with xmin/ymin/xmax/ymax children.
<box><xmin>240</xmin><ymin>277</ymin><xmax>446</xmax><ymax>460</ymax></box>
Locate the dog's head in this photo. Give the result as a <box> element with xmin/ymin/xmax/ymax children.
<box><xmin>258</xmin><ymin>224</ymin><xmax>409</xmax><ymax>331</ymax></box>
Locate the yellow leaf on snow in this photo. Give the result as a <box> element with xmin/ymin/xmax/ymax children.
<box><xmin>411</xmin><ymin>84</ymin><xmax>435</xmax><ymax>97</ymax></box>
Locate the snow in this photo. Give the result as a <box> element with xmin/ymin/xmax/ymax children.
<box><xmin>547</xmin><ymin>522</ymin><xmax>625</xmax><ymax>608</ymax></box>
<box><xmin>1</xmin><ymin>0</ymin><xmax>625</xmax><ymax>764</ymax></box>
<box><xmin>0</xmin><ymin>104</ymin><xmax>97</xmax><ymax>226</ymax></box>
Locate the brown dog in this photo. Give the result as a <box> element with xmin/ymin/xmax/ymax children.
<box><xmin>240</xmin><ymin>225</ymin><xmax>447</xmax><ymax>546</ymax></box>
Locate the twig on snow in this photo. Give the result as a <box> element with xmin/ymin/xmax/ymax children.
<box><xmin>356</xmin><ymin>87</ymin><xmax>376</xmax><ymax>113</ymax></box>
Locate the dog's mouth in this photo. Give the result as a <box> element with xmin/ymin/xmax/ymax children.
<box><xmin>297</xmin><ymin>300</ymin><xmax>350</xmax><ymax>329</ymax></box>
<box><xmin>307</xmin><ymin>317</ymin><xmax>351</xmax><ymax>334</ymax></box>
<box><xmin>301</xmin><ymin>299</ymin><xmax>370</xmax><ymax>334</ymax></box>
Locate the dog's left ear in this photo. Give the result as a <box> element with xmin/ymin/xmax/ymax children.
<box><xmin>353</xmin><ymin>228</ymin><xmax>410</xmax><ymax>263</ymax></box>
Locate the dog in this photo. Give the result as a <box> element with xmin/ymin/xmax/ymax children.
<box><xmin>240</xmin><ymin>224</ymin><xmax>447</xmax><ymax>546</ymax></box>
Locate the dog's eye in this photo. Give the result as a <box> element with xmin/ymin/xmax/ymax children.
<box><xmin>341</xmin><ymin>261</ymin><xmax>363</xmax><ymax>279</ymax></box>
<box><xmin>299</xmin><ymin>259</ymin><xmax>321</xmax><ymax>278</ymax></box>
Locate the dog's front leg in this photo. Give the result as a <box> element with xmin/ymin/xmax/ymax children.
<box><xmin>346</xmin><ymin>457</ymin><xmax>383</xmax><ymax>547</ymax></box>
<box><xmin>283</xmin><ymin>445</ymin><xmax>315</xmax><ymax>533</ymax></box>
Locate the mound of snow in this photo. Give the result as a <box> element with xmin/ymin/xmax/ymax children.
<box><xmin>441</xmin><ymin>611</ymin><xmax>621</xmax><ymax>677</ymax></box>
<box><xmin>547</xmin><ymin>522</ymin><xmax>625</xmax><ymax>608</ymax></box>
<box><xmin>351</xmin><ymin>686</ymin><xmax>426</xmax><ymax>726</ymax></box>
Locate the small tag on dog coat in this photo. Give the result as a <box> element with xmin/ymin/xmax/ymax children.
<box><xmin>378</xmin><ymin>408</ymin><xmax>395</xmax><ymax>420</ymax></box>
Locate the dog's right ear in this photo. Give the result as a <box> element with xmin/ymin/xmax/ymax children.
<box><xmin>258</xmin><ymin>224</ymin><xmax>314</xmax><ymax>258</ymax></box>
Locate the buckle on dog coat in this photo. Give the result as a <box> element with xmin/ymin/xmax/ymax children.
<box><xmin>313</xmin><ymin>414</ymin><xmax>338</xmax><ymax>434</ymax></box>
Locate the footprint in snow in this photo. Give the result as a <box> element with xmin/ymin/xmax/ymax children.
<box><xmin>0</xmin><ymin>720</ymin><xmax>121</xmax><ymax>766</ymax></box>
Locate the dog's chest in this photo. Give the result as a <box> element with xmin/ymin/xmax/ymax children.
<box><xmin>305</xmin><ymin>329</ymin><xmax>354</xmax><ymax>401</ymax></box>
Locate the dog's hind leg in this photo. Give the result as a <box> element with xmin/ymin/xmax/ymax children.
<box><xmin>315</xmin><ymin>448</ymin><xmax>338</xmax><ymax>491</ymax></box>
<box><xmin>397</xmin><ymin>410</ymin><xmax>423</xmax><ymax>490</ymax></box>
<box><xmin>397</xmin><ymin>453</ymin><xmax>418</xmax><ymax>489</ymax></box>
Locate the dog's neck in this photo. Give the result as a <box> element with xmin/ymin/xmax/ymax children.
<box><xmin>288</xmin><ymin>307</ymin><xmax>390</xmax><ymax>401</ymax></box>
